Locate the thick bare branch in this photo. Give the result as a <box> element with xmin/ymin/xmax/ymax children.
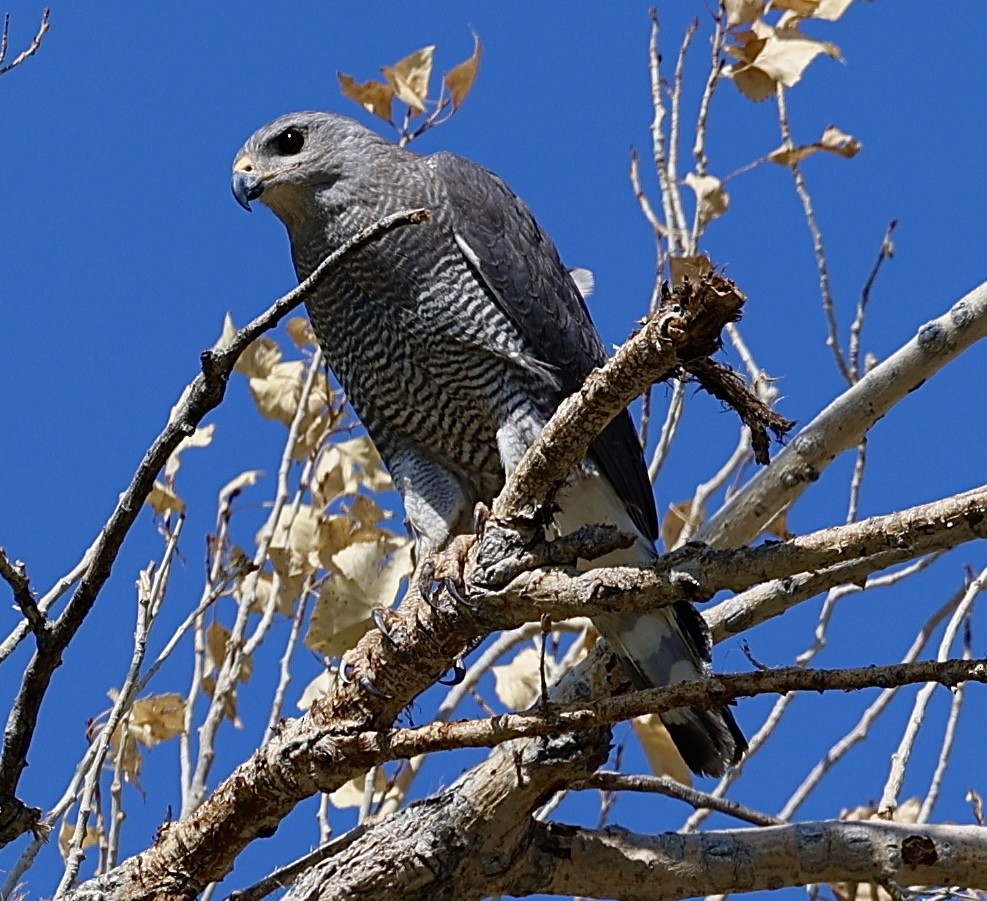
<box><xmin>494</xmin><ymin>274</ymin><xmax>747</xmax><ymax>522</ymax></box>
<box><xmin>503</xmin><ymin>819</ymin><xmax>987</xmax><ymax>900</ymax></box>
<box><xmin>699</xmin><ymin>279</ymin><xmax>987</xmax><ymax>549</ymax></box>
<box><xmin>475</xmin><ymin>485</ymin><xmax>987</xmax><ymax>627</ymax></box>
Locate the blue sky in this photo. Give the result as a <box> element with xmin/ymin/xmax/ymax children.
<box><xmin>2</xmin><ymin>2</ymin><xmax>986</xmax><ymax>898</ymax></box>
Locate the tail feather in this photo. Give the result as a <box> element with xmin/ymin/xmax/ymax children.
<box><xmin>595</xmin><ymin>607</ymin><xmax>746</xmax><ymax>777</ymax></box>
<box><xmin>555</xmin><ymin>469</ymin><xmax>747</xmax><ymax>777</ymax></box>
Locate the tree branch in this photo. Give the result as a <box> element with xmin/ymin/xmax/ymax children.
<box><xmin>0</xmin><ymin>208</ymin><xmax>429</xmax><ymax>849</ymax></box>
<box><xmin>503</xmin><ymin>819</ymin><xmax>987</xmax><ymax>899</ymax></box>
<box><xmin>698</xmin><ymin>279</ymin><xmax>987</xmax><ymax>549</ymax></box>
<box><xmin>493</xmin><ymin>274</ymin><xmax>756</xmax><ymax>523</ymax></box>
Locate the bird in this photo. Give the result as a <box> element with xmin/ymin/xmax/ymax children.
<box><xmin>231</xmin><ymin>111</ymin><xmax>746</xmax><ymax>776</ymax></box>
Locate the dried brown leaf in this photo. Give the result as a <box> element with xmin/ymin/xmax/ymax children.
<box><xmin>205</xmin><ymin>621</ymin><xmax>253</xmax><ymax>683</ymax></box>
<box><xmin>727</xmin><ymin>21</ymin><xmax>840</xmax><ymax>100</ymax></box>
<box><xmin>382</xmin><ymin>45</ymin><xmax>436</xmax><ymax>115</ymax></box>
<box><xmin>662</xmin><ymin>499</ymin><xmax>703</xmax><ymax>550</ymax></box>
<box><xmin>683</xmin><ymin>172</ymin><xmax>730</xmax><ymax>229</ymax></box>
<box><xmin>147</xmin><ymin>481</ymin><xmax>186</xmax><ymax>517</ymax></box>
<box><xmin>444</xmin><ymin>33</ymin><xmax>482</xmax><ymax>109</ymax></box>
<box><xmin>669</xmin><ymin>254</ymin><xmax>714</xmax><ymax>289</ymax></box>
<box><xmin>59</xmin><ymin>821</ymin><xmax>102</xmax><ymax>860</ymax></box>
<box><xmin>338</xmin><ymin>72</ymin><xmax>395</xmax><ymax>123</ymax></box>
<box><xmin>768</xmin><ymin>124</ymin><xmax>861</xmax><ymax>165</ymax></box>
<box><xmin>724</xmin><ymin>0</ymin><xmax>765</xmax><ymax>26</ymax></box>
<box><xmin>492</xmin><ymin>647</ymin><xmax>552</xmax><ymax>709</ymax></box>
<box><xmin>286</xmin><ymin>316</ymin><xmax>318</xmax><ymax>350</ymax></box>
<box><xmin>127</xmin><ymin>693</ymin><xmax>186</xmax><ymax>747</ymax></box>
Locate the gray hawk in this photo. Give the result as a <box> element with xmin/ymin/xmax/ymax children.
<box><xmin>231</xmin><ymin>111</ymin><xmax>746</xmax><ymax>775</ymax></box>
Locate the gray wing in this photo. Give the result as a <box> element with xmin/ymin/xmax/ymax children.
<box><xmin>428</xmin><ymin>151</ymin><xmax>660</xmax><ymax>543</ymax></box>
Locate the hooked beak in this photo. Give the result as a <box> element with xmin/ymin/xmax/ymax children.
<box><xmin>231</xmin><ymin>156</ymin><xmax>265</xmax><ymax>211</ymax></box>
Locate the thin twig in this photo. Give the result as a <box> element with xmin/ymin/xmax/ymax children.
<box><xmin>918</xmin><ymin>636</ymin><xmax>969</xmax><ymax>824</ymax></box>
<box><xmin>572</xmin><ymin>771</ymin><xmax>783</xmax><ymax>827</ymax></box>
<box><xmin>0</xmin><ymin>8</ymin><xmax>50</xmax><ymax>77</ymax></box>
<box><xmin>877</xmin><ymin>566</ymin><xmax>987</xmax><ymax>817</ymax></box>
<box><xmin>647</xmin><ymin>379</ymin><xmax>686</xmax><ymax>485</ymax></box>
<box><xmin>849</xmin><ymin>219</ymin><xmax>898</xmax><ymax>380</ymax></box>
<box><xmin>648</xmin><ymin>8</ymin><xmax>686</xmax><ymax>255</ymax></box>
<box><xmin>775</xmin><ymin>85</ymin><xmax>852</xmax><ymax>384</ymax></box>
<box><xmin>779</xmin><ymin>585</ymin><xmax>962</xmax><ymax>821</ymax></box>
<box><xmin>668</xmin><ymin>18</ymin><xmax>698</xmax><ymax>254</ymax></box>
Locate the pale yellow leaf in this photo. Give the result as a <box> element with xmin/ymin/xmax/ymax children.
<box><xmin>306</xmin><ymin>540</ymin><xmax>411</xmax><ymax>658</ymax></box>
<box><xmin>338</xmin><ymin>72</ymin><xmax>395</xmax><ymax>123</ymax></box>
<box><xmin>59</xmin><ymin>821</ymin><xmax>102</xmax><ymax>860</ymax></box>
<box><xmin>298</xmin><ymin>670</ymin><xmax>336</xmax><ymax>711</ymax></box>
<box><xmin>492</xmin><ymin>647</ymin><xmax>553</xmax><ymax>709</ymax></box>
<box><xmin>205</xmin><ymin>621</ymin><xmax>253</xmax><ymax>683</ymax></box>
<box><xmin>632</xmin><ymin>714</ymin><xmax>692</xmax><ymax>785</ymax></box>
<box><xmin>219</xmin><ymin>469</ymin><xmax>264</xmax><ymax>508</ymax></box>
<box><xmin>249</xmin><ymin>360</ymin><xmax>306</xmax><ymax>424</ymax></box>
<box><xmin>127</xmin><ymin>693</ymin><xmax>186</xmax><ymax>747</ymax></box>
<box><xmin>164</xmin><ymin>423</ymin><xmax>216</xmax><ymax>482</ymax></box>
<box><xmin>266</xmin><ymin>504</ymin><xmax>323</xmax><ymax>580</ymax></box>
<box><xmin>668</xmin><ymin>255</ymin><xmax>714</xmax><ymax>289</ymax></box>
<box><xmin>382</xmin><ymin>45</ymin><xmax>436</xmax><ymax>114</ymax></box>
<box><xmin>444</xmin><ymin>33</ymin><xmax>482</xmax><ymax>109</ymax></box>
<box><xmin>147</xmin><ymin>481</ymin><xmax>186</xmax><ymax>517</ymax></box>
<box><xmin>329</xmin><ymin>768</ymin><xmax>388</xmax><ymax>809</ymax></box>
<box><xmin>286</xmin><ymin>316</ymin><xmax>317</xmax><ymax>350</ymax></box>
<box><xmin>683</xmin><ymin>172</ymin><xmax>729</xmax><ymax>229</ymax></box>
<box><xmin>236</xmin><ymin>569</ymin><xmax>303</xmax><ymax>616</ymax></box>
<box><xmin>313</xmin><ymin>435</ymin><xmax>393</xmax><ymax>505</ymax></box>
<box><xmin>772</xmin><ymin>0</ymin><xmax>854</xmax><ymax>21</ymax></box>
<box><xmin>724</xmin><ymin>0</ymin><xmax>765</xmax><ymax>26</ymax></box>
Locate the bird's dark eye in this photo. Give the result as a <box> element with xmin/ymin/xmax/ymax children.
<box><xmin>274</xmin><ymin>128</ymin><xmax>304</xmax><ymax>156</ymax></box>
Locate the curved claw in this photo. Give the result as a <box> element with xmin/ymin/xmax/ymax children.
<box><xmin>443</xmin><ymin>576</ymin><xmax>475</xmax><ymax>609</ymax></box>
<box><xmin>359</xmin><ymin>673</ymin><xmax>393</xmax><ymax>700</ymax></box>
<box><xmin>438</xmin><ymin>656</ymin><xmax>467</xmax><ymax>686</ymax></box>
<box><xmin>371</xmin><ymin>607</ymin><xmax>399</xmax><ymax>650</ymax></box>
<box><xmin>418</xmin><ymin>560</ymin><xmax>444</xmax><ymax>609</ymax></box>
<box><xmin>339</xmin><ymin>660</ymin><xmax>355</xmax><ymax>684</ymax></box>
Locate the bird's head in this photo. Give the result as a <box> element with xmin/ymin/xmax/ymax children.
<box><xmin>231</xmin><ymin>111</ymin><xmax>388</xmax><ymax>228</ymax></box>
